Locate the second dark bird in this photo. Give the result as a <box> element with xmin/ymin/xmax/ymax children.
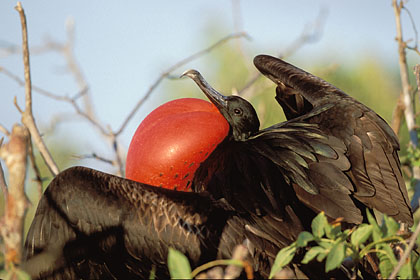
<box><xmin>183</xmin><ymin>54</ymin><xmax>413</xmax><ymax>262</ymax></box>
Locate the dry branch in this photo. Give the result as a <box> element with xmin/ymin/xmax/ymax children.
<box><xmin>391</xmin><ymin>93</ymin><xmax>405</xmax><ymax>136</ymax></box>
<box><xmin>392</xmin><ymin>0</ymin><xmax>420</xmax><ymax>212</ymax></box>
<box><xmin>15</xmin><ymin>2</ymin><xmax>59</xmax><ymax>177</ymax></box>
<box><xmin>115</xmin><ymin>32</ymin><xmax>249</xmax><ymax>136</ymax></box>
<box><xmin>389</xmin><ymin>211</ymin><xmax>420</xmax><ymax>279</ymax></box>
<box><xmin>238</xmin><ymin>9</ymin><xmax>327</xmax><ymax>98</ymax></box>
<box><xmin>0</xmin><ymin>138</ymin><xmax>7</xmax><ymax>199</ymax></box>
<box><xmin>0</xmin><ymin>124</ymin><xmax>29</xmax><ymax>268</ymax></box>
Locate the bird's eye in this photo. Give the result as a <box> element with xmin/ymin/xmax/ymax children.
<box><xmin>233</xmin><ymin>108</ymin><xmax>242</xmax><ymax>115</ymax></box>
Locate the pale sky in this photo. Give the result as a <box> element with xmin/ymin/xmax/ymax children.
<box><xmin>1</xmin><ymin>0</ymin><xmax>419</xmax><ymax>173</ymax></box>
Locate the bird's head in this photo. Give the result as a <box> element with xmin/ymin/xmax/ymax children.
<box><xmin>182</xmin><ymin>69</ymin><xmax>260</xmax><ymax>141</ymax></box>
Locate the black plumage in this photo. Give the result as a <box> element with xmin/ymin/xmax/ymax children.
<box><xmin>184</xmin><ymin>56</ymin><xmax>412</xmax><ymax>228</ymax></box>
<box><xmin>23</xmin><ymin>167</ymin><xmax>248</xmax><ymax>279</ymax></box>
<box><xmin>23</xmin><ymin>55</ymin><xmax>413</xmax><ymax>279</ymax></box>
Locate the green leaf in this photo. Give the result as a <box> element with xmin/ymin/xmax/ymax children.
<box><xmin>378</xmin><ymin>255</ymin><xmax>393</xmax><ymax>279</ymax></box>
<box><xmin>301</xmin><ymin>246</ymin><xmax>325</xmax><ymax>264</ymax></box>
<box><xmin>312</xmin><ymin>212</ymin><xmax>328</xmax><ymax>238</ymax></box>
<box><xmin>317</xmin><ymin>251</ymin><xmax>327</xmax><ymax>262</ymax></box>
<box><xmin>269</xmin><ymin>245</ymin><xmax>297</xmax><ymax>279</ymax></box>
<box><xmin>319</xmin><ymin>240</ymin><xmax>333</xmax><ymax>250</ymax></box>
<box><xmin>366</xmin><ymin>210</ymin><xmax>382</xmax><ymax>242</ymax></box>
<box><xmin>399</xmin><ymin>262</ymin><xmax>413</xmax><ymax>279</ymax></box>
<box><xmin>15</xmin><ymin>269</ymin><xmax>31</xmax><ymax>280</ymax></box>
<box><xmin>326</xmin><ymin>224</ymin><xmax>341</xmax><ymax>239</ymax></box>
<box><xmin>168</xmin><ymin>248</ymin><xmax>192</xmax><ymax>279</ymax></box>
<box><xmin>351</xmin><ymin>224</ymin><xmax>373</xmax><ymax>246</ymax></box>
<box><xmin>0</xmin><ymin>269</ymin><xmax>30</xmax><ymax>280</ymax></box>
<box><xmin>415</xmin><ymin>257</ymin><xmax>420</xmax><ymax>278</ymax></box>
<box><xmin>325</xmin><ymin>242</ymin><xmax>345</xmax><ymax>272</ymax></box>
<box><xmin>296</xmin><ymin>231</ymin><xmax>314</xmax><ymax>248</ymax></box>
<box><xmin>377</xmin><ymin>245</ymin><xmax>397</xmax><ymax>278</ymax></box>
<box><xmin>382</xmin><ymin>215</ymin><xmax>399</xmax><ymax>237</ymax></box>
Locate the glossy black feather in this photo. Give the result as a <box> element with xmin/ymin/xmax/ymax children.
<box><xmin>23</xmin><ymin>167</ymin><xmax>250</xmax><ymax>279</ymax></box>
<box><xmin>253</xmin><ymin>55</ymin><xmax>413</xmax><ymax>225</ymax></box>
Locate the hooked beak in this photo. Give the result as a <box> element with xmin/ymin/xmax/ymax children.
<box><xmin>181</xmin><ymin>69</ymin><xmax>228</xmax><ymax>111</ymax></box>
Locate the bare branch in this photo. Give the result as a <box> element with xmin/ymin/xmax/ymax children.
<box><xmin>73</xmin><ymin>153</ymin><xmax>115</xmax><ymax>166</ymax></box>
<box><xmin>392</xmin><ymin>0</ymin><xmax>420</xmax><ymax>212</ymax></box>
<box><xmin>224</xmin><ymin>244</ymin><xmax>252</xmax><ymax>279</ymax></box>
<box><xmin>391</xmin><ymin>93</ymin><xmax>405</xmax><ymax>136</ymax></box>
<box><xmin>0</xmin><ymin>66</ymin><xmax>83</xmax><ymax>102</ymax></box>
<box><xmin>0</xmin><ymin>124</ymin><xmax>30</xmax><ymax>267</ymax></box>
<box><xmin>115</xmin><ymin>32</ymin><xmax>249</xmax><ymax>136</ymax></box>
<box><xmin>389</xmin><ymin>212</ymin><xmax>420</xmax><ymax>279</ymax></box>
<box><xmin>401</xmin><ymin>6</ymin><xmax>420</xmax><ymax>55</ymax></box>
<box><xmin>238</xmin><ymin>8</ymin><xmax>327</xmax><ymax>97</ymax></box>
<box><xmin>0</xmin><ymin>124</ymin><xmax>11</xmax><ymax>136</ymax></box>
<box><xmin>415</xmin><ymin>64</ymin><xmax>420</xmax><ymax>94</ymax></box>
<box><xmin>0</xmin><ymin>137</ymin><xmax>8</xmax><ymax>198</ymax></box>
<box><xmin>28</xmin><ymin>137</ymin><xmax>44</xmax><ymax>199</ymax></box>
<box><xmin>15</xmin><ymin>2</ymin><xmax>59</xmax><ymax>176</ymax></box>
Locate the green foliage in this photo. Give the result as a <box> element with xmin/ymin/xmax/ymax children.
<box><xmin>269</xmin><ymin>212</ymin><xmax>420</xmax><ymax>279</ymax></box>
<box><xmin>167</xmin><ymin>247</ymin><xmax>247</xmax><ymax>279</ymax></box>
<box><xmin>168</xmin><ymin>248</ymin><xmax>192</xmax><ymax>279</ymax></box>
<box><xmin>0</xmin><ymin>266</ymin><xmax>31</xmax><ymax>280</ymax></box>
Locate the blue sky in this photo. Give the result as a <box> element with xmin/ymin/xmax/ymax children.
<box><xmin>1</xmin><ymin>0</ymin><xmax>419</xmax><ymax>173</ymax></box>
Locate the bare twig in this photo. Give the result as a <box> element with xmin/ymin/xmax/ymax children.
<box><xmin>401</xmin><ymin>6</ymin><xmax>420</xmax><ymax>55</ymax></box>
<box><xmin>392</xmin><ymin>0</ymin><xmax>420</xmax><ymax>211</ymax></box>
<box><xmin>224</xmin><ymin>244</ymin><xmax>253</xmax><ymax>279</ymax></box>
<box><xmin>115</xmin><ymin>32</ymin><xmax>249</xmax><ymax>136</ymax></box>
<box><xmin>15</xmin><ymin>2</ymin><xmax>59</xmax><ymax>176</ymax></box>
<box><xmin>415</xmin><ymin>65</ymin><xmax>420</xmax><ymax>94</ymax></box>
<box><xmin>28</xmin><ymin>137</ymin><xmax>44</xmax><ymax>198</ymax></box>
<box><xmin>0</xmin><ymin>124</ymin><xmax>11</xmax><ymax>136</ymax></box>
<box><xmin>389</xmin><ymin>213</ymin><xmax>420</xmax><ymax>279</ymax></box>
<box><xmin>0</xmin><ymin>137</ymin><xmax>8</xmax><ymax>198</ymax></box>
<box><xmin>73</xmin><ymin>153</ymin><xmax>115</xmax><ymax>166</ymax></box>
<box><xmin>3</xmin><ymin>24</ymin><xmax>248</xmax><ymax>175</ymax></box>
<box><xmin>238</xmin><ymin>8</ymin><xmax>327</xmax><ymax>97</ymax></box>
<box><xmin>0</xmin><ymin>124</ymin><xmax>30</xmax><ymax>267</ymax></box>
<box><xmin>391</xmin><ymin>93</ymin><xmax>405</xmax><ymax>136</ymax></box>
<box><xmin>0</xmin><ymin>66</ymin><xmax>88</xmax><ymax>102</ymax></box>
<box><xmin>393</xmin><ymin>0</ymin><xmax>417</xmax><ymax>146</ymax></box>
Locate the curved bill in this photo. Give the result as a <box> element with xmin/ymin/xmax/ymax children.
<box><xmin>181</xmin><ymin>69</ymin><xmax>228</xmax><ymax>110</ymax></box>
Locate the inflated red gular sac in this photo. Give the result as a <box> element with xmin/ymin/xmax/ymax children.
<box><xmin>126</xmin><ymin>98</ymin><xmax>229</xmax><ymax>191</ymax></box>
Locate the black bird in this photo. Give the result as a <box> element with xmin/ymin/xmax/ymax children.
<box><xmin>23</xmin><ymin>55</ymin><xmax>413</xmax><ymax>279</ymax></box>
<box><xmin>22</xmin><ymin>167</ymin><xmax>251</xmax><ymax>279</ymax></box>
<box><xmin>181</xmin><ymin>56</ymin><xmax>413</xmax><ymax>267</ymax></box>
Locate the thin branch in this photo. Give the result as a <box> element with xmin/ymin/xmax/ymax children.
<box><xmin>0</xmin><ymin>124</ymin><xmax>30</xmax><ymax>267</ymax></box>
<box><xmin>391</xmin><ymin>93</ymin><xmax>405</xmax><ymax>136</ymax></box>
<box><xmin>62</xmin><ymin>17</ymin><xmax>95</xmax><ymax>118</ymax></box>
<box><xmin>0</xmin><ymin>137</ymin><xmax>8</xmax><ymax>198</ymax></box>
<box><xmin>0</xmin><ymin>124</ymin><xmax>11</xmax><ymax>136</ymax></box>
<box><xmin>392</xmin><ymin>0</ymin><xmax>420</xmax><ymax>212</ymax></box>
<box><xmin>401</xmin><ymin>6</ymin><xmax>420</xmax><ymax>55</ymax></box>
<box><xmin>238</xmin><ymin>8</ymin><xmax>327</xmax><ymax>97</ymax></box>
<box><xmin>73</xmin><ymin>153</ymin><xmax>115</xmax><ymax>166</ymax></box>
<box><xmin>0</xmin><ymin>67</ymin><xmax>103</xmax><ymax>136</ymax></box>
<box><xmin>114</xmin><ymin>32</ymin><xmax>249</xmax><ymax>136</ymax></box>
<box><xmin>389</xmin><ymin>214</ymin><xmax>420</xmax><ymax>279</ymax></box>
<box><xmin>0</xmin><ymin>66</ymin><xmax>86</xmax><ymax>102</ymax></box>
<box><xmin>110</xmin><ymin>134</ymin><xmax>124</xmax><ymax>176</ymax></box>
<box><xmin>28</xmin><ymin>136</ymin><xmax>44</xmax><ymax>198</ymax></box>
<box><xmin>15</xmin><ymin>2</ymin><xmax>59</xmax><ymax>176</ymax></box>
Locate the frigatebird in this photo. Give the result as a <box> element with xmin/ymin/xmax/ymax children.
<box><xmin>22</xmin><ymin>55</ymin><xmax>413</xmax><ymax>279</ymax></box>
<box><xmin>184</xmin><ymin>55</ymin><xmax>412</xmax><ymax>229</ymax></box>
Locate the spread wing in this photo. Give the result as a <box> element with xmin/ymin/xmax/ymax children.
<box><xmin>23</xmin><ymin>166</ymin><xmax>246</xmax><ymax>279</ymax></box>
<box><xmin>253</xmin><ymin>54</ymin><xmax>413</xmax><ymax>225</ymax></box>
